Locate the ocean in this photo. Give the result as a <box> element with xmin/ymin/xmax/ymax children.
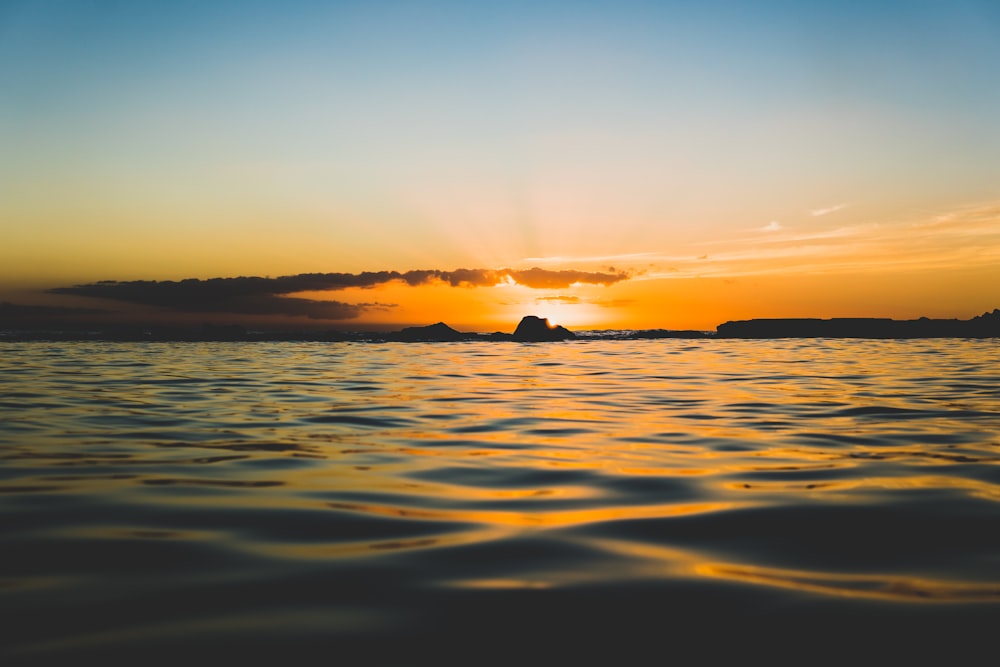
<box><xmin>2</xmin><ymin>338</ymin><xmax>999</xmax><ymax>660</ymax></box>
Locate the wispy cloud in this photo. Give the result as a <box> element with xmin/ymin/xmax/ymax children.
<box><xmin>810</xmin><ymin>203</ymin><xmax>848</xmax><ymax>217</ymax></box>
<box><xmin>759</xmin><ymin>221</ymin><xmax>783</xmax><ymax>232</ymax></box>
<box><xmin>535</xmin><ymin>296</ymin><xmax>580</xmax><ymax>304</ymax></box>
<box><xmin>51</xmin><ymin>267</ymin><xmax>631</xmax><ymax>320</ymax></box>
<box><xmin>592</xmin><ymin>298</ymin><xmax>636</xmax><ymax>308</ymax></box>
<box><xmin>506</xmin><ymin>267</ymin><xmax>629</xmax><ymax>289</ymax></box>
<box><xmin>632</xmin><ymin>203</ymin><xmax>1000</xmax><ymax>281</ymax></box>
<box><xmin>522</xmin><ymin>252</ymin><xmax>657</xmax><ymax>264</ymax></box>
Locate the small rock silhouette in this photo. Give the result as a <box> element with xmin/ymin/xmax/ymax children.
<box><xmin>387</xmin><ymin>322</ymin><xmax>468</xmax><ymax>342</ymax></box>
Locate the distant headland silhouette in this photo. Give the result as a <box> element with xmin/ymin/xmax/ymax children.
<box><xmin>1</xmin><ymin>309</ymin><xmax>998</xmax><ymax>342</ymax></box>
<box><xmin>715</xmin><ymin>310</ymin><xmax>1000</xmax><ymax>339</ymax></box>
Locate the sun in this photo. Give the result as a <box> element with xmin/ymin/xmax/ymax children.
<box><xmin>489</xmin><ymin>289</ymin><xmax>607</xmax><ymax>330</ymax></box>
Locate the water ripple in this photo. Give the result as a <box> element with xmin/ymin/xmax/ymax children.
<box><xmin>2</xmin><ymin>339</ymin><xmax>999</xmax><ymax>656</ymax></box>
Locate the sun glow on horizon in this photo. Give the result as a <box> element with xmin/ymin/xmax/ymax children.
<box><xmin>514</xmin><ymin>298</ymin><xmax>608</xmax><ymax>330</ymax></box>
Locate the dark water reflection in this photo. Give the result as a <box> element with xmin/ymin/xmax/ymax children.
<box><xmin>2</xmin><ymin>339</ymin><xmax>1000</xmax><ymax>659</ymax></box>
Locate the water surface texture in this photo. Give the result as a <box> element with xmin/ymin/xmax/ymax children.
<box><xmin>3</xmin><ymin>339</ymin><xmax>1000</xmax><ymax>659</ymax></box>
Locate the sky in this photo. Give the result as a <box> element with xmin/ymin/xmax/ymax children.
<box><xmin>2</xmin><ymin>0</ymin><xmax>999</xmax><ymax>331</ymax></box>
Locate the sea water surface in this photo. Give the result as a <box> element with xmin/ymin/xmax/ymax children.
<box><xmin>2</xmin><ymin>339</ymin><xmax>1000</xmax><ymax>659</ymax></box>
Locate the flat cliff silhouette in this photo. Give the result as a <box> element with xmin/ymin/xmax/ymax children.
<box><xmin>716</xmin><ymin>310</ymin><xmax>1000</xmax><ymax>339</ymax></box>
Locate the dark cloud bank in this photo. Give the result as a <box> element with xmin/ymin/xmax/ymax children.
<box><xmin>48</xmin><ymin>268</ymin><xmax>630</xmax><ymax>319</ymax></box>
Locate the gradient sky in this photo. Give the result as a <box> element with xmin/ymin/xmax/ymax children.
<box><xmin>2</xmin><ymin>0</ymin><xmax>999</xmax><ymax>331</ymax></box>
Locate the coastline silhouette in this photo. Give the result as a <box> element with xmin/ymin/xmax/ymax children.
<box><xmin>1</xmin><ymin>308</ymin><xmax>998</xmax><ymax>342</ymax></box>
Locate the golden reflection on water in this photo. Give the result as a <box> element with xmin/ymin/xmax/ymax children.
<box><xmin>696</xmin><ymin>562</ymin><xmax>1000</xmax><ymax>603</ymax></box>
<box><xmin>592</xmin><ymin>538</ymin><xmax>1000</xmax><ymax>603</ymax></box>
<box><xmin>324</xmin><ymin>499</ymin><xmax>739</xmax><ymax>530</ymax></box>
